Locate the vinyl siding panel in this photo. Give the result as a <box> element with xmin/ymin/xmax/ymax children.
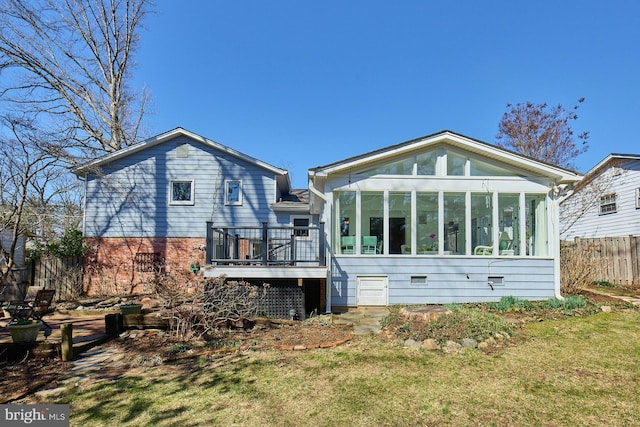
<box><xmin>331</xmin><ymin>256</ymin><xmax>555</xmax><ymax>306</ymax></box>
<box><xmin>562</xmin><ymin>159</ymin><xmax>640</xmax><ymax>239</ymax></box>
<box><xmin>84</xmin><ymin>135</ymin><xmax>281</xmax><ymax>238</ymax></box>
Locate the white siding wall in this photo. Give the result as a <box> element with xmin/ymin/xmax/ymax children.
<box><xmin>561</xmin><ymin>159</ymin><xmax>640</xmax><ymax>239</ymax></box>
<box><xmin>84</xmin><ymin>135</ymin><xmax>281</xmax><ymax>238</ymax></box>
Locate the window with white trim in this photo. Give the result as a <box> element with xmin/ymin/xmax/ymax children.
<box><xmin>170</xmin><ymin>180</ymin><xmax>194</xmax><ymax>205</ymax></box>
<box><xmin>599</xmin><ymin>193</ymin><xmax>617</xmax><ymax>215</ymax></box>
<box><xmin>225</xmin><ymin>180</ymin><xmax>242</xmax><ymax>205</ymax></box>
<box><xmin>636</xmin><ymin>188</ymin><xmax>640</xmax><ymax>209</ymax></box>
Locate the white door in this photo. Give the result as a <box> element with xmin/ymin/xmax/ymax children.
<box><xmin>356</xmin><ymin>276</ymin><xmax>388</xmax><ymax>306</ymax></box>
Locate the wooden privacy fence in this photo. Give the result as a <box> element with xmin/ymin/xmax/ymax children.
<box><xmin>31</xmin><ymin>256</ymin><xmax>83</xmax><ymax>300</ymax></box>
<box><xmin>573</xmin><ymin>236</ymin><xmax>640</xmax><ymax>286</ymax></box>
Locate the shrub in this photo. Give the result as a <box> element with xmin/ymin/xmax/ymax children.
<box><xmin>201</xmin><ymin>277</ymin><xmax>269</xmax><ymax>327</ymax></box>
<box><xmin>489</xmin><ymin>296</ymin><xmax>532</xmax><ymax>312</ymax></box>
<box><xmin>426</xmin><ymin>307</ymin><xmax>514</xmax><ymax>343</ymax></box>
<box><xmin>560</xmin><ymin>241</ymin><xmax>607</xmax><ymax>295</ymax></box>
<box><xmin>546</xmin><ymin>295</ymin><xmax>587</xmax><ymax>310</ymax></box>
<box><xmin>380</xmin><ymin>305</ymin><xmax>402</xmax><ymax>329</ymax></box>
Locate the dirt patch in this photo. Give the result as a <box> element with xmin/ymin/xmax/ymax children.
<box><xmin>0</xmin><ymin>318</ymin><xmax>354</xmax><ymax>403</ymax></box>
<box><xmin>0</xmin><ymin>356</ymin><xmax>70</xmax><ymax>403</ymax></box>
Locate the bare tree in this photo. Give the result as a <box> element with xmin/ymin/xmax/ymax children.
<box><xmin>0</xmin><ymin>0</ymin><xmax>151</xmax><ymax>157</ymax></box>
<box><xmin>496</xmin><ymin>98</ymin><xmax>589</xmax><ymax>170</ymax></box>
<box><xmin>0</xmin><ymin>114</ymin><xmax>70</xmax><ymax>285</ymax></box>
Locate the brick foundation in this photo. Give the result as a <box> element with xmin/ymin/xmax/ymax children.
<box><xmin>83</xmin><ymin>237</ymin><xmax>206</xmax><ymax>296</ymax></box>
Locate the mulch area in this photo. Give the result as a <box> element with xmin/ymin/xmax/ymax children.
<box><xmin>0</xmin><ymin>318</ymin><xmax>354</xmax><ymax>403</ymax></box>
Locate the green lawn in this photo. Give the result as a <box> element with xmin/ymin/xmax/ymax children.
<box><xmin>56</xmin><ymin>310</ymin><xmax>640</xmax><ymax>426</ymax></box>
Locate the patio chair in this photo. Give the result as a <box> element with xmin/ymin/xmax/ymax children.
<box><xmin>362</xmin><ymin>236</ymin><xmax>378</xmax><ymax>254</ymax></box>
<box><xmin>341</xmin><ymin>236</ymin><xmax>355</xmax><ymax>254</ymax></box>
<box><xmin>474</xmin><ymin>245</ymin><xmax>493</xmax><ymax>255</ymax></box>
<box><xmin>8</xmin><ymin>289</ymin><xmax>56</xmax><ymax>337</ymax></box>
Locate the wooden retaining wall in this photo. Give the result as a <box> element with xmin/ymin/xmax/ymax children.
<box><xmin>574</xmin><ymin>236</ymin><xmax>640</xmax><ymax>286</ymax></box>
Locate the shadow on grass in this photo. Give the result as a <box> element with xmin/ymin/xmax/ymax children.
<box><xmin>60</xmin><ymin>352</ymin><xmax>261</xmax><ymax>426</ymax></box>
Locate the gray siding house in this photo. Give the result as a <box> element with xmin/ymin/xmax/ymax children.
<box><xmin>77</xmin><ymin>128</ymin><xmax>582</xmax><ymax>315</ymax></box>
<box><xmin>74</xmin><ymin>128</ymin><xmax>327</xmax><ymax>315</ymax></box>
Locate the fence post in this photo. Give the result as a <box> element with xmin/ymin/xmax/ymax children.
<box><xmin>61</xmin><ymin>322</ymin><xmax>73</xmax><ymax>361</ymax></box>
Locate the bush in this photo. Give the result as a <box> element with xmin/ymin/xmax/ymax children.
<box><xmin>489</xmin><ymin>296</ymin><xmax>532</xmax><ymax>312</ymax></box>
<box><xmin>547</xmin><ymin>295</ymin><xmax>587</xmax><ymax>311</ymax></box>
<box><xmin>427</xmin><ymin>307</ymin><xmax>515</xmax><ymax>343</ymax></box>
<box><xmin>560</xmin><ymin>241</ymin><xmax>606</xmax><ymax>295</ymax></box>
<box><xmin>202</xmin><ymin>277</ymin><xmax>269</xmax><ymax>326</ymax></box>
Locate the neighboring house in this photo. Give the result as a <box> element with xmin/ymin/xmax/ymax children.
<box><xmin>0</xmin><ymin>229</ymin><xmax>26</xmax><ymax>267</ymax></box>
<box><xmin>73</xmin><ymin>128</ymin><xmax>327</xmax><ymax>317</ymax></box>
<box><xmin>561</xmin><ymin>153</ymin><xmax>640</xmax><ymax>240</ymax></box>
<box><xmin>77</xmin><ymin>128</ymin><xmax>582</xmax><ymax>315</ymax></box>
<box><xmin>308</xmin><ymin>130</ymin><xmax>581</xmax><ymax>310</ymax></box>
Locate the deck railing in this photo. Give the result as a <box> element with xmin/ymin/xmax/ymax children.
<box><xmin>206</xmin><ymin>222</ymin><xmax>325</xmax><ymax>267</ymax></box>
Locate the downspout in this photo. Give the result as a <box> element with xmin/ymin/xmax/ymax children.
<box><xmin>309</xmin><ymin>172</ymin><xmax>332</xmax><ymax>313</ymax></box>
<box><xmin>550</xmin><ymin>183</ymin><xmax>564</xmax><ymax>300</ymax></box>
<box><xmin>308</xmin><ymin>172</ymin><xmax>329</xmax><ymax>203</ymax></box>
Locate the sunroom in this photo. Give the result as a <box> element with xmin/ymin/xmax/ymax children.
<box><xmin>309</xmin><ymin>131</ymin><xmax>582</xmax><ymax>308</ymax></box>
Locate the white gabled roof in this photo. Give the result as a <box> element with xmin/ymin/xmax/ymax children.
<box><xmin>309</xmin><ymin>130</ymin><xmax>582</xmax><ymax>183</ymax></box>
<box><xmin>585</xmin><ymin>153</ymin><xmax>640</xmax><ymax>177</ymax></box>
<box><xmin>72</xmin><ymin>127</ymin><xmax>291</xmax><ymax>190</ymax></box>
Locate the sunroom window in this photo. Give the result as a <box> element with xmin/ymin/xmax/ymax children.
<box><xmin>416</xmin><ymin>150</ymin><xmax>437</xmax><ymax>175</ymax></box>
<box><xmin>415</xmin><ymin>193</ymin><xmax>438</xmax><ymax>254</ymax></box>
<box><xmin>336</xmin><ymin>191</ymin><xmax>356</xmax><ymax>254</ymax></box>
<box><xmin>364</xmin><ymin>157</ymin><xmax>413</xmax><ymax>175</ymax></box>
<box><xmin>526</xmin><ymin>194</ymin><xmax>547</xmax><ymax>256</ymax></box>
<box><xmin>471</xmin><ymin>194</ymin><xmax>493</xmax><ymax>255</ymax></box>
<box><xmin>389</xmin><ymin>192</ymin><xmax>411</xmax><ymax>254</ymax></box>
<box><xmin>444</xmin><ymin>193</ymin><xmax>466</xmax><ymax>254</ymax></box>
<box><xmin>333</xmin><ymin>190</ymin><xmax>548</xmax><ymax>257</ymax></box>
<box><xmin>447</xmin><ymin>152</ymin><xmax>466</xmax><ymax>176</ymax></box>
<box><xmin>361</xmin><ymin>192</ymin><xmax>384</xmax><ymax>254</ymax></box>
<box><xmin>470</xmin><ymin>157</ymin><xmax>513</xmax><ymax>176</ymax></box>
<box><xmin>498</xmin><ymin>194</ymin><xmax>519</xmax><ymax>255</ymax></box>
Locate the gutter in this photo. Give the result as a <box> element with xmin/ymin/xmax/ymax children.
<box><xmin>308</xmin><ymin>172</ymin><xmax>329</xmax><ymax>203</ymax></box>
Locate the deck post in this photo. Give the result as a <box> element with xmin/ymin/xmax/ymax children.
<box><xmin>290</xmin><ymin>233</ymin><xmax>296</xmax><ymax>265</ymax></box>
<box><xmin>262</xmin><ymin>222</ymin><xmax>268</xmax><ymax>266</ymax></box>
<box><xmin>234</xmin><ymin>234</ymin><xmax>240</xmax><ymax>259</ymax></box>
<box><xmin>61</xmin><ymin>322</ymin><xmax>73</xmax><ymax>361</ymax></box>
<box><xmin>206</xmin><ymin>222</ymin><xmax>213</xmax><ymax>263</ymax></box>
<box><xmin>319</xmin><ymin>222</ymin><xmax>326</xmax><ymax>266</ymax></box>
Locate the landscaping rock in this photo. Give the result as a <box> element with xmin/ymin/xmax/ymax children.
<box><xmin>477</xmin><ymin>341</ymin><xmax>490</xmax><ymax>352</ymax></box>
<box><xmin>601</xmin><ymin>306</ymin><xmax>612</xmax><ymax>313</ymax></box>
<box><xmin>443</xmin><ymin>340</ymin><xmax>462</xmax><ymax>354</ymax></box>
<box><xmin>403</xmin><ymin>339</ymin><xmax>421</xmax><ymax>349</ymax></box>
<box><xmin>400</xmin><ymin>306</ymin><xmax>452</xmax><ymax>322</ymax></box>
<box><xmin>97</xmin><ymin>297</ymin><xmax>121</xmax><ymax>307</ymax></box>
<box><xmin>141</xmin><ymin>297</ymin><xmax>160</xmax><ymax>310</ymax></box>
<box><xmin>484</xmin><ymin>337</ymin><xmax>497</xmax><ymax>346</ymax></box>
<box><xmin>461</xmin><ymin>338</ymin><xmax>478</xmax><ymax>349</ymax></box>
<box><xmin>421</xmin><ymin>339</ymin><xmax>440</xmax><ymax>350</ymax></box>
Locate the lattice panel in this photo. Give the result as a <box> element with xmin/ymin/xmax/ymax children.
<box><xmin>259</xmin><ymin>281</ymin><xmax>305</xmax><ymax>320</ymax></box>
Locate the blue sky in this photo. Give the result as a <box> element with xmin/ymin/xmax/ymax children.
<box><xmin>134</xmin><ymin>0</ymin><xmax>640</xmax><ymax>188</ymax></box>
